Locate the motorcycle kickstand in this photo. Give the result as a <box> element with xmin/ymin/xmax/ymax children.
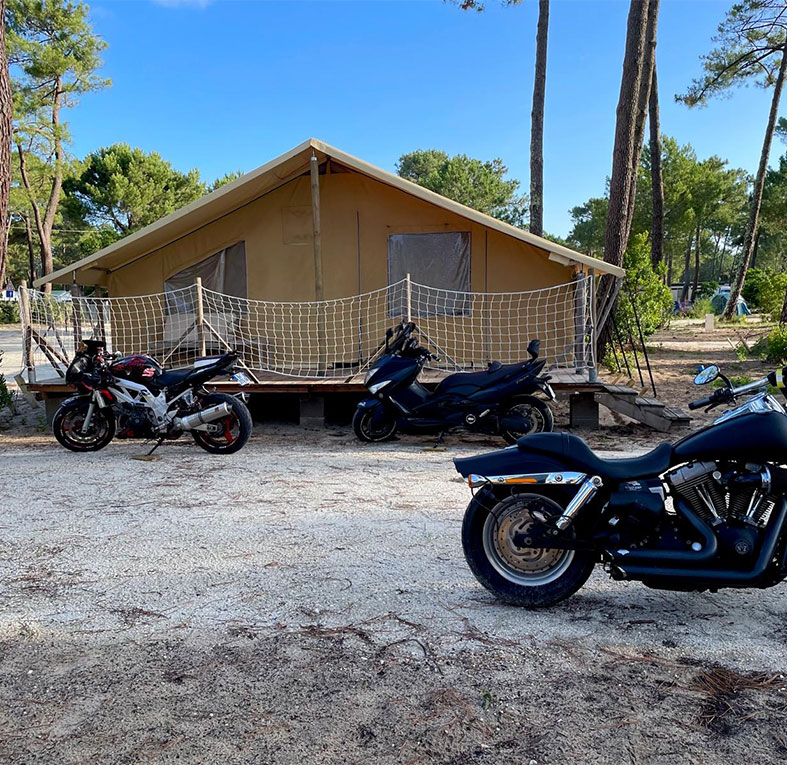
<box><xmin>146</xmin><ymin>437</ymin><xmax>165</xmax><ymax>456</ymax></box>
<box><xmin>424</xmin><ymin>431</ymin><xmax>447</xmax><ymax>451</ymax></box>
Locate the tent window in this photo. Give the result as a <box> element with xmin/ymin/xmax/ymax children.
<box><xmin>164</xmin><ymin>241</ymin><xmax>246</xmax><ymax>312</ymax></box>
<box><xmin>388</xmin><ymin>232</ymin><xmax>471</xmax><ymax>317</ymax></box>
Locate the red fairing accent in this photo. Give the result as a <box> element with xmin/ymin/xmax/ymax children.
<box><xmin>110</xmin><ymin>354</ymin><xmax>162</xmax><ymax>384</ymax></box>
<box><xmin>100</xmin><ymin>389</ymin><xmax>115</xmax><ymax>402</ymax></box>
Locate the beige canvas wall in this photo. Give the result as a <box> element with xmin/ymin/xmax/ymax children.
<box><xmin>105</xmin><ymin>167</ymin><xmax>583</xmax><ymax>370</ymax></box>
<box><xmin>108</xmin><ymin>166</ymin><xmax>576</xmax><ymax>300</ymax></box>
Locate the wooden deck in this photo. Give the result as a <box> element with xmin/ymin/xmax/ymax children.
<box><xmin>24</xmin><ymin>367</ymin><xmax>602</xmax><ymax>396</ymax></box>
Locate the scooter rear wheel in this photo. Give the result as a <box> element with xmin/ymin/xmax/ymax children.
<box><xmin>353</xmin><ymin>407</ymin><xmax>398</xmax><ymax>442</ymax></box>
<box><xmin>500</xmin><ymin>395</ymin><xmax>554</xmax><ymax>444</ymax></box>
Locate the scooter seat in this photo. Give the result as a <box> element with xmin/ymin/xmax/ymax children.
<box><xmin>517</xmin><ymin>432</ymin><xmax>673</xmax><ymax>481</ymax></box>
<box><xmin>437</xmin><ymin>362</ymin><xmax>525</xmax><ymax>392</ymax></box>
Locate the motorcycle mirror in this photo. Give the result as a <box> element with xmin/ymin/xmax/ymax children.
<box><xmin>694</xmin><ymin>364</ymin><xmax>719</xmax><ymax>386</ymax></box>
<box><xmin>385</xmin><ymin>327</ymin><xmax>394</xmax><ymax>349</ymax></box>
<box><xmin>527</xmin><ymin>339</ymin><xmax>541</xmax><ymax>359</ymax></box>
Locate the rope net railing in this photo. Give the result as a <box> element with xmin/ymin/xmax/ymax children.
<box><xmin>20</xmin><ymin>275</ymin><xmax>594</xmax><ymax>382</ymax></box>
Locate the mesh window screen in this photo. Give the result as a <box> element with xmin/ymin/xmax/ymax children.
<box><xmin>164</xmin><ymin>241</ymin><xmax>247</xmax><ymax>312</ymax></box>
<box><xmin>388</xmin><ymin>232</ymin><xmax>471</xmax><ymax>317</ymax></box>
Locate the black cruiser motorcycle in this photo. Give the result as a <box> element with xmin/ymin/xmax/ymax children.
<box><xmin>53</xmin><ymin>339</ymin><xmax>253</xmax><ymax>454</ymax></box>
<box><xmin>353</xmin><ymin>322</ymin><xmax>555</xmax><ymax>444</ymax></box>
<box><xmin>454</xmin><ymin>364</ymin><xmax>787</xmax><ymax>607</ymax></box>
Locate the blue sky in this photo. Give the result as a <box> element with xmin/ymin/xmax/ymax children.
<box><xmin>68</xmin><ymin>0</ymin><xmax>782</xmax><ymax>236</ymax></box>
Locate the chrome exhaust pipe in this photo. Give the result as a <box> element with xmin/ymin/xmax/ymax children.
<box><xmin>175</xmin><ymin>402</ymin><xmax>232</xmax><ymax>431</ymax></box>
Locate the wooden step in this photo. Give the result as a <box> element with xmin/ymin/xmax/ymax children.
<box><xmin>597</xmin><ymin>390</ymin><xmax>691</xmax><ymax>433</ymax></box>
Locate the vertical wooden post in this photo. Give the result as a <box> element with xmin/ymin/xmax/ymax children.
<box><xmin>405</xmin><ymin>272</ymin><xmax>412</xmax><ymax>324</ymax></box>
<box><xmin>18</xmin><ymin>280</ymin><xmax>35</xmax><ymax>383</ymax></box>
<box><xmin>588</xmin><ymin>268</ymin><xmax>598</xmax><ymax>382</ymax></box>
<box><xmin>310</xmin><ymin>154</ymin><xmax>326</xmax><ymax>373</ymax></box>
<box><xmin>70</xmin><ymin>279</ymin><xmax>83</xmax><ymax>349</ymax></box>
<box><xmin>195</xmin><ymin>277</ymin><xmax>206</xmax><ymax>357</ymax></box>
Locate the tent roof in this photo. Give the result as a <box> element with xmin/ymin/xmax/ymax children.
<box><xmin>35</xmin><ymin>138</ymin><xmax>624</xmax><ymax>288</ymax></box>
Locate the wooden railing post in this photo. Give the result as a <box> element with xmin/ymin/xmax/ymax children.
<box><xmin>195</xmin><ymin>277</ymin><xmax>206</xmax><ymax>357</ymax></box>
<box><xmin>588</xmin><ymin>269</ymin><xmax>598</xmax><ymax>382</ymax></box>
<box><xmin>405</xmin><ymin>272</ymin><xmax>412</xmax><ymax>324</ymax></box>
<box><xmin>18</xmin><ymin>281</ymin><xmax>36</xmax><ymax>383</ymax></box>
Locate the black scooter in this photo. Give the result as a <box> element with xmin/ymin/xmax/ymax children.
<box><xmin>353</xmin><ymin>322</ymin><xmax>555</xmax><ymax>444</ymax></box>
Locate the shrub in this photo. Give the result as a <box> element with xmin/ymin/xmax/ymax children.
<box><xmin>0</xmin><ymin>300</ymin><xmax>20</xmax><ymax>324</ymax></box>
<box><xmin>741</xmin><ymin>267</ymin><xmax>787</xmax><ymax>319</ymax></box>
<box><xmin>0</xmin><ymin>350</ymin><xmax>13</xmax><ymax>413</ymax></box>
<box><xmin>615</xmin><ymin>234</ymin><xmax>673</xmax><ymax>336</ymax></box>
<box><xmin>687</xmin><ymin>297</ymin><xmax>714</xmax><ymax>318</ymax></box>
<box><xmin>752</xmin><ymin>326</ymin><xmax>787</xmax><ymax>363</ymax></box>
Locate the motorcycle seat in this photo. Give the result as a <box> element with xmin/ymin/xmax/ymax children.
<box><xmin>517</xmin><ymin>432</ymin><xmax>673</xmax><ymax>481</ymax></box>
<box><xmin>437</xmin><ymin>362</ymin><xmax>525</xmax><ymax>392</ymax></box>
<box><xmin>156</xmin><ymin>367</ymin><xmax>195</xmax><ymax>387</ymax></box>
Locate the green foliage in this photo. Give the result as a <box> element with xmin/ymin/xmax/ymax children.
<box><xmin>752</xmin><ymin>326</ymin><xmax>787</xmax><ymax>363</ymax></box>
<box><xmin>696</xmin><ymin>281</ymin><xmax>719</xmax><ymax>300</ymax></box>
<box><xmin>740</xmin><ymin>266</ymin><xmax>787</xmax><ymax>318</ymax></box>
<box><xmin>678</xmin><ymin>0</ymin><xmax>787</xmax><ymax>107</ymax></box>
<box><xmin>687</xmin><ymin>297</ymin><xmax>714</xmax><ymax>318</ymax></box>
<box><xmin>0</xmin><ymin>351</ymin><xmax>14</xmax><ymax>413</ymax></box>
<box><xmin>567</xmin><ymin>197</ymin><xmax>607</xmax><ymax>256</ymax></box>
<box><xmin>616</xmin><ymin>234</ymin><xmax>673</xmax><ymax>336</ymax></box>
<box><xmin>63</xmin><ymin>144</ymin><xmax>206</xmax><ymax>236</ymax></box>
<box><xmin>6</xmin><ymin>0</ymin><xmax>110</xmax><ymax>136</ymax></box>
<box><xmin>0</xmin><ymin>301</ymin><xmax>20</xmax><ymax>323</ymax></box>
<box><xmin>397</xmin><ymin>149</ymin><xmax>528</xmax><ymax>228</ymax></box>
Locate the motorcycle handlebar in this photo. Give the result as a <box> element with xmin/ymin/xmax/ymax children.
<box><xmin>688</xmin><ymin>395</ymin><xmax>713</xmax><ymax>411</ymax></box>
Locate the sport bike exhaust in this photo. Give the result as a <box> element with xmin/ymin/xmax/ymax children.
<box><xmin>174</xmin><ymin>402</ymin><xmax>232</xmax><ymax>431</ymax></box>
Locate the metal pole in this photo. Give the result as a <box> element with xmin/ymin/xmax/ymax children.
<box><xmin>405</xmin><ymin>272</ymin><xmax>412</xmax><ymax>324</ymax></box>
<box><xmin>195</xmin><ymin>277</ymin><xmax>206</xmax><ymax>357</ymax></box>
<box><xmin>628</xmin><ymin>286</ymin><xmax>657</xmax><ymax>397</ymax></box>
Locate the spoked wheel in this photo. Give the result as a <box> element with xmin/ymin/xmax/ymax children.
<box><xmin>53</xmin><ymin>401</ymin><xmax>115</xmax><ymax>452</ymax></box>
<box><xmin>500</xmin><ymin>395</ymin><xmax>554</xmax><ymax>444</ymax></box>
<box><xmin>352</xmin><ymin>406</ymin><xmax>398</xmax><ymax>442</ymax></box>
<box><xmin>191</xmin><ymin>393</ymin><xmax>252</xmax><ymax>454</ymax></box>
<box><xmin>462</xmin><ymin>491</ymin><xmax>596</xmax><ymax>607</ymax></box>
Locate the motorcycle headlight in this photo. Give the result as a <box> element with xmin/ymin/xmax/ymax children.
<box><xmin>369</xmin><ymin>380</ymin><xmax>391</xmax><ymax>394</ymax></box>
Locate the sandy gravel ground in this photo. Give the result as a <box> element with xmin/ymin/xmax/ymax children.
<box><xmin>1</xmin><ymin>423</ymin><xmax>786</xmax><ymax>764</ymax></box>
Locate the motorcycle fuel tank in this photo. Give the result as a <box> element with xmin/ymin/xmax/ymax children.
<box><xmin>110</xmin><ymin>354</ymin><xmax>163</xmax><ymax>384</ymax></box>
<box><xmin>674</xmin><ymin>410</ymin><xmax>787</xmax><ymax>463</ymax></box>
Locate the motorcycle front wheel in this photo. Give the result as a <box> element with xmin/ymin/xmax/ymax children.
<box><xmin>53</xmin><ymin>400</ymin><xmax>115</xmax><ymax>452</ymax></box>
<box><xmin>462</xmin><ymin>491</ymin><xmax>596</xmax><ymax>608</ymax></box>
<box><xmin>191</xmin><ymin>393</ymin><xmax>253</xmax><ymax>454</ymax></box>
<box><xmin>352</xmin><ymin>406</ymin><xmax>398</xmax><ymax>442</ymax></box>
<box><xmin>500</xmin><ymin>395</ymin><xmax>554</xmax><ymax>444</ymax></box>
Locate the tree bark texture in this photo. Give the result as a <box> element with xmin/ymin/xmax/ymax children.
<box><xmin>0</xmin><ymin>0</ymin><xmax>13</xmax><ymax>288</ymax></box>
<box><xmin>648</xmin><ymin>65</ymin><xmax>665</xmax><ymax>268</ymax></box>
<box><xmin>723</xmin><ymin>42</ymin><xmax>787</xmax><ymax>319</ymax></box>
<box><xmin>529</xmin><ymin>0</ymin><xmax>549</xmax><ymax>237</ymax></box>
<box><xmin>597</xmin><ymin>0</ymin><xmax>660</xmax><ymax>337</ymax></box>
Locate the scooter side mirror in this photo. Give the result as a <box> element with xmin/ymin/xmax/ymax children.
<box><xmin>694</xmin><ymin>364</ymin><xmax>719</xmax><ymax>386</ymax></box>
<box><xmin>527</xmin><ymin>339</ymin><xmax>541</xmax><ymax>360</ymax></box>
<box><xmin>385</xmin><ymin>327</ymin><xmax>394</xmax><ymax>350</ymax></box>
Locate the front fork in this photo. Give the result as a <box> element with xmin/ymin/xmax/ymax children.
<box><xmin>80</xmin><ymin>390</ymin><xmax>107</xmax><ymax>434</ymax></box>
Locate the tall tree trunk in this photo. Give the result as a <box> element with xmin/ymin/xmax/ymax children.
<box><xmin>597</xmin><ymin>0</ymin><xmax>660</xmax><ymax>337</ymax></box>
<box><xmin>648</xmin><ymin>65</ymin><xmax>665</xmax><ymax>268</ymax></box>
<box><xmin>723</xmin><ymin>42</ymin><xmax>787</xmax><ymax>319</ymax></box>
<box><xmin>691</xmin><ymin>221</ymin><xmax>702</xmax><ymax>300</ymax></box>
<box><xmin>680</xmin><ymin>232</ymin><xmax>693</xmax><ymax>303</ymax></box>
<box><xmin>0</xmin><ymin>0</ymin><xmax>12</xmax><ymax>288</ymax></box>
<box><xmin>529</xmin><ymin>0</ymin><xmax>549</xmax><ymax>237</ymax></box>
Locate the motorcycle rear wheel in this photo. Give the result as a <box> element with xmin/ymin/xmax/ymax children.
<box><xmin>462</xmin><ymin>491</ymin><xmax>596</xmax><ymax>608</ymax></box>
<box><xmin>352</xmin><ymin>406</ymin><xmax>398</xmax><ymax>442</ymax></box>
<box><xmin>500</xmin><ymin>395</ymin><xmax>554</xmax><ymax>444</ymax></box>
<box><xmin>53</xmin><ymin>401</ymin><xmax>115</xmax><ymax>452</ymax></box>
<box><xmin>191</xmin><ymin>393</ymin><xmax>253</xmax><ymax>454</ymax></box>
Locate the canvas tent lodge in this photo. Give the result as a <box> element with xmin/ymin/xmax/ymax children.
<box><xmin>21</xmin><ymin>138</ymin><xmax>639</xmax><ymax>426</ymax></box>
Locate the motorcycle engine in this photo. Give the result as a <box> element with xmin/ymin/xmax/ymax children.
<box><xmin>115</xmin><ymin>402</ymin><xmax>155</xmax><ymax>439</ymax></box>
<box><xmin>665</xmin><ymin>460</ymin><xmax>778</xmax><ymax>560</ymax></box>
